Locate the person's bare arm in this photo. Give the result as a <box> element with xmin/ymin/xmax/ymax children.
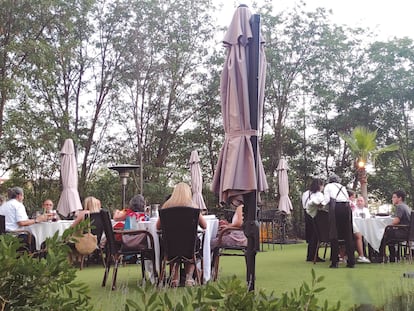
<box><xmin>230</xmin><ymin>205</ymin><xmax>244</xmax><ymax>228</ymax></box>
<box><xmin>392</xmin><ymin>216</ymin><xmax>400</xmax><ymax>225</ymax></box>
<box><xmin>71</xmin><ymin>211</ymin><xmax>87</xmax><ymax>227</ymax></box>
<box><xmin>198</xmin><ymin>214</ymin><xmax>207</xmax><ymax>229</ymax></box>
<box><xmin>113</xmin><ymin>209</ymin><xmax>127</xmax><ymax>221</ymax></box>
<box><xmin>17</xmin><ymin>214</ymin><xmax>48</xmax><ymax>226</ymax></box>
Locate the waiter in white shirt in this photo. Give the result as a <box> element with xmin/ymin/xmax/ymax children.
<box><xmin>324</xmin><ymin>174</ymin><xmax>355</xmax><ymax>268</ymax></box>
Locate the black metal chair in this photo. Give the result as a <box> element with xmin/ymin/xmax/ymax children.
<box><xmin>158</xmin><ymin>206</ymin><xmax>204</xmax><ymax>287</ymax></box>
<box><xmin>100</xmin><ymin>209</ymin><xmax>157</xmax><ymax>290</ymax></box>
<box><xmin>211</xmin><ymin>226</ymin><xmax>247</xmax><ymax>281</ymax></box>
<box><xmin>77</xmin><ymin>212</ymin><xmax>105</xmax><ymax>269</ymax></box>
<box><xmin>312</xmin><ymin>211</ymin><xmax>347</xmax><ymax>264</ymax></box>
<box><xmin>0</xmin><ymin>214</ymin><xmax>35</xmax><ymax>253</ymax></box>
<box><xmin>382</xmin><ymin>211</ymin><xmax>414</xmax><ymax>262</ymax></box>
<box><xmin>0</xmin><ymin>215</ymin><xmax>5</xmax><ymax>234</ymax></box>
<box><xmin>258</xmin><ymin>209</ymin><xmax>281</xmax><ymax>250</ymax></box>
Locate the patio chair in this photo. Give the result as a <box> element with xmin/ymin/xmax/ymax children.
<box><xmin>211</xmin><ymin>226</ymin><xmax>247</xmax><ymax>281</ymax></box>
<box><xmin>0</xmin><ymin>215</ymin><xmax>35</xmax><ymax>253</ymax></box>
<box><xmin>158</xmin><ymin>206</ymin><xmax>204</xmax><ymax>287</ymax></box>
<box><xmin>312</xmin><ymin>211</ymin><xmax>345</xmax><ymax>264</ymax></box>
<box><xmin>0</xmin><ymin>215</ymin><xmax>5</xmax><ymax>234</ymax></box>
<box><xmin>382</xmin><ymin>211</ymin><xmax>414</xmax><ymax>262</ymax></box>
<box><xmin>100</xmin><ymin>209</ymin><xmax>157</xmax><ymax>290</ymax></box>
<box><xmin>77</xmin><ymin>212</ymin><xmax>105</xmax><ymax>270</ymax></box>
<box><xmin>258</xmin><ymin>209</ymin><xmax>280</xmax><ymax>250</ymax></box>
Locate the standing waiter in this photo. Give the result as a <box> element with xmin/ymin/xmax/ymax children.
<box><xmin>324</xmin><ymin>174</ymin><xmax>355</xmax><ymax>268</ymax></box>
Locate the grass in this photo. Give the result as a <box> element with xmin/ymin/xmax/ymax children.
<box><xmin>76</xmin><ymin>242</ymin><xmax>414</xmax><ymax>310</ymax></box>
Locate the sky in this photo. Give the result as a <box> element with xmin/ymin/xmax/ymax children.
<box><xmin>215</xmin><ymin>0</ymin><xmax>414</xmax><ymax>41</ymax></box>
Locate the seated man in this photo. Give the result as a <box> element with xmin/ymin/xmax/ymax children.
<box><xmin>42</xmin><ymin>199</ymin><xmax>60</xmax><ymax>221</ymax></box>
<box><xmin>0</xmin><ymin>187</ymin><xmax>47</xmax><ymax>252</ymax></box>
<box><xmin>379</xmin><ymin>190</ymin><xmax>411</xmax><ymax>262</ymax></box>
<box><xmin>352</xmin><ymin>196</ymin><xmax>371</xmax><ymax>263</ymax></box>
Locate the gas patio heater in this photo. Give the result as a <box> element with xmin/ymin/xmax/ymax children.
<box><xmin>109</xmin><ymin>164</ymin><xmax>140</xmax><ymax>209</ymax></box>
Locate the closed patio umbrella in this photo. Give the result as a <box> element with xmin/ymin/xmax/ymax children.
<box><xmin>57</xmin><ymin>139</ymin><xmax>83</xmax><ymax>218</ymax></box>
<box><xmin>189</xmin><ymin>150</ymin><xmax>207</xmax><ymax>213</ymax></box>
<box><xmin>277</xmin><ymin>158</ymin><xmax>293</xmax><ymax>214</ymax></box>
<box><xmin>211</xmin><ymin>5</ymin><xmax>268</xmax><ymax>291</ymax></box>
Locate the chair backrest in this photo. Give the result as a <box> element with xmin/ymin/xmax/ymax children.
<box><xmin>313</xmin><ymin>211</ymin><xmax>330</xmax><ymax>243</ymax></box>
<box><xmin>408</xmin><ymin>211</ymin><xmax>414</xmax><ymax>241</ymax></box>
<box><xmin>159</xmin><ymin>206</ymin><xmax>200</xmax><ymax>260</ymax></box>
<box><xmin>86</xmin><ymin>212</ymin><xmax>104</xmax><ymax>244</ymax></box>
<box><xmin>100</xmin><ymin>209</ymin><xmax>117</xmax><ymax>254</ymax></box>
<box><xmin>0</xmin><ymin>215</ymin><xmax>5</xmax><ymax>234</ymax></box>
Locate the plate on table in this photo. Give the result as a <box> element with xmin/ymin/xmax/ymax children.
<box><xmin>376</xmin><ymin>213</ymin><xmax>390</xmax><ymax>217</ymax></box>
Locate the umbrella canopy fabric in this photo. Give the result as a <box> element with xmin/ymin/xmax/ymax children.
<box><xmin>57</xmin><ymin>139</ymin><xmax>83</xmax><ymax>217</ymax></box>
<box><xmin>189</xmin><ymin>150</ymin><xmax>207</xmax><ymax>212</ymax></box>
<box><xmin>277</xmin><ymin>158</ymin><xmax>293</xmax><ymax>214</ymax></box>
<box><xmin>211</xmin><ymin>6</ymin><xmax>268</xmax><ymax>203</ymax></box>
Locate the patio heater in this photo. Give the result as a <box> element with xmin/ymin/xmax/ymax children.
<box><xmin>109</xmin><ymin>164</ymin><xmax>140</xmax><ymax>209</ymax></box>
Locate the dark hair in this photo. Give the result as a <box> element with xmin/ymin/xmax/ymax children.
<box><xmin>8</xmin><ymin>187</ymin><xmax>23</xmax><ymax>199</ymax></box>
<box><xmin>129</xmin><ymin>194</ymin><xmax>145</xmax><ymax>212</ymax></box>
<box><xmin>393</xmin><ymin>190</ymin><xmax>406</xmax><ymax>201</ymax></box>
<box><xmin>309</xmin><ymin>178</ymin><xmax>323</xmax><ymax>193</ymax></box>
<box><xmin>347</xmin><ymin>190</ymin><xmax>355</xmax><ymax>197</ymax></box>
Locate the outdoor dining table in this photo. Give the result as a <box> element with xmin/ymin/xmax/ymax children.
<box><xmin>354</xmin><ymin>216</ymin><xmax>394</xmax><ymax>252</ymax></box>
<box><xmin>26</xmin><ymin>220</ymin><xmax>74</xmax><ymax>250</ymax></box>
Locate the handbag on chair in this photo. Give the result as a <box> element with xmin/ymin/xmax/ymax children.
<box><xmin>75</xmin><ymin>219</ymin><xmax>98</xmax><ymax>255</ymax></box>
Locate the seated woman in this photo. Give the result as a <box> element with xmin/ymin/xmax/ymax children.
<box><xmin>69</xmin><ymin>196</ymin><xmax>102</xmax><ymax>264</ymax></box>
<box><xmin>113</xmin><ymin>194</ymin><xmax>146</xmax><ymax>222</ymax></box>
<box><xmin>211</xmin><ymin>196</ymin><xmax>247</xmax><ymax>250</ymax></box>
<box><xmin>156</xmin><ymin>182</ymin><xmax>206</xmax><ymax>287</ymax></box>
<box><xmin>71</xmin><ymin>196</ymin><xmax>102</xmax><ymax>227</ymax></box>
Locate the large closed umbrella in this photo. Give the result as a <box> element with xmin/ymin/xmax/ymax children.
<box><xmin>57</xmin><ymin>139</ymin><xmax>83</xmax><ymax>217</ymax></box>
<box><xmin>277</xmin><ymin>158</ymin><xmax>293</xmax><ymax>214</ymax></box>
<box><xmin>189</xmin><ymin>150</ymin><xmax>207</xmax><ymax>213</ymax></box>
<box><xmin>211</xmin><ymin>5</ymin><xmax>268</xmax><ymax>291</ymax></box>
<box><xmin>211</xmin><ymin>6</ymin><xmax>268</xmax><ymax>203</ymax></box>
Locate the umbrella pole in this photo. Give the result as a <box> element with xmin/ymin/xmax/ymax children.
<box><xmin>243</xmin><ymin>192</ymin><xmax>259</xmax><ymax>291</ymax></box>
<box><xmin>243</xmin><ymin>13</ymin><xmax>261</xmax><ymax>292</ymax></box>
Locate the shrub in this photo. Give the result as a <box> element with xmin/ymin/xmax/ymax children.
<box><xmin>0</xmin><ymin>225</ymin><xmax>92</xmax><ymax>310</ymax></box>
<box><xmin>124</xmin><ymin>269</ymin><xmax>341</xmax><ymax>311</ymax></box>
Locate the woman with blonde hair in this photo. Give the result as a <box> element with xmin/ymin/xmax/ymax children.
<box><xmin>71</xmin><ymin>196</ymin><xmax>101</xmax><ymax>227</ymax></box>
<box><xmin>156</xmin><ymin>182</ymin><xmax>206</xmax><ymax>287</ymax></box>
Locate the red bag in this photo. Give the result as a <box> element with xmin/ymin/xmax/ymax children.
<box><xmin>113</xmin><ymin>222</ymin><xmax>124</xmax><ymax>241</ymax></box>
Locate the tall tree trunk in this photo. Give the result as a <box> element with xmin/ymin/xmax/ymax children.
<box><xmin>357</xmin><ymin>167</ymin><xmax>368</xmax><ymax>203</ymax></box>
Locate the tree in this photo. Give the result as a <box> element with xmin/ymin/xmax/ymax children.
<box><xmin>339</xmin><ymin>126</ymin><xmax>398</xmax><ymax>202</ymax></box>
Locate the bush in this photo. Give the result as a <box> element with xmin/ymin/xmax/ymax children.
<box><xmin>124</xmin><ymin>269</ymin><xmax>341</xmax><ymax>311</ymax></box>
<box><xmin>0</xmin><ymin>225</ymin><xmax>92</xmax><ymax>310</ymax></box>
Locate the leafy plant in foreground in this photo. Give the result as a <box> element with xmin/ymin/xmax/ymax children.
<box><xmin>0</xmin><ymin>224</ymin><xmax>92</xmax><ymax>310</ymax></box>
<box><xmin>124</xmin><ymin>269</ymin><xmax>341</xmax><ymax>311</ymax></box>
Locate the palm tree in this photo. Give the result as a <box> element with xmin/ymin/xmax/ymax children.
<box><xmin>339</xmin><ymin>126</ymin><xmax>399</xmax><ymax>203</ymax></box>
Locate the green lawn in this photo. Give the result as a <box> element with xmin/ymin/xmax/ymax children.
<box><xmin>76</xmin><ymin>242</ymin><xmax>414</xmax><ymax>310</ymax></box>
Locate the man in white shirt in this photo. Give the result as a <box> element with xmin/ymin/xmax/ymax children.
<box><xmin>0</xmin><ymin>187</ymin><xmax>47</xmax><ymax>251</ymax></box>
<box><xmin>323</xmin><ymin>174</ymin><xmax>355</xmax><ymax>268</ymax></box>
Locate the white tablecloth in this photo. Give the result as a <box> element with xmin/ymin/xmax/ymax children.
<box><xmin>133</xmin><ymin>218</ymin><xmax>161</xmax><ymax>276</ymax></box>
<box><xmin>26</xmin><ymin>220</ymin><xmax>74</xmax><ymax>250</ymax></box>
<box><xmin>203</xmin><ymin>216</ymin><xmax>219</xmax><ymax>283</ymax></box>
<box><xmin>354</xmin><ymin>217</ymin><xmax>394</xmax><ymax>252</ymax></box>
